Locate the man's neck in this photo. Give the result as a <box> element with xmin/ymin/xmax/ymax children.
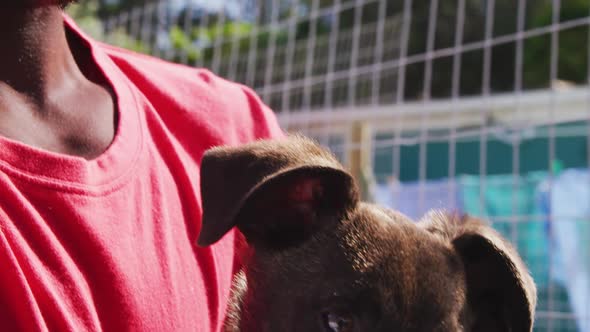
<box><xmin>0</xmin><ymin>5</ymin><xmax>117</xmax><ymax>160</ymax></box>
<box><xmin>0</xmin><ymin>6</ymin><xmax>86</xmax><ymax>106</ymax></box>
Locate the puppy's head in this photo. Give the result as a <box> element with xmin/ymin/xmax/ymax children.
<box><xmin>198</xmin><ymin>135</ymin><xmax>537</xmax><ymax>332</ymax></box>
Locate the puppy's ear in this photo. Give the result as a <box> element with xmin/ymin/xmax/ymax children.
<box><xmin>197</xmin><ymin>135</ymin><xmax>359</xmax><ymax>249</ymax></box>
<box><xmin>422</xmin><ymin>213</ymin><xmax>537</xmax><ymax>331</ymax></box>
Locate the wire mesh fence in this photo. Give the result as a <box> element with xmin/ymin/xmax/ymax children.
<box><xmin>77</xmin><ymin>0</ymin><xmax>590</xmax><ymax>330</ymax></box>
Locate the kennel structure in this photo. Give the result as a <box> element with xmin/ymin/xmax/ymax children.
<box><xmin>85</xmin><ymin>0</ymin><xmax>590</xmax><ymax>330</ymax></box>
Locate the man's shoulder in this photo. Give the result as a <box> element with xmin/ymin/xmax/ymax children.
<box><xmin>99</xmin><ymin>43</ymin><xmax>247</xmax><ymax>105</ymax></box>
<box><xmin>97</xmin><ymin>43</ymin><xmax>284</xmax><ymax>144</ymax></box>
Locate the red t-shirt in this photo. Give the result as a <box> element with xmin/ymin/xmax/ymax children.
<box><xmin>0</xmin><ymin>16</ymin><xmax>283</xmax><ymax>332</ymax></box>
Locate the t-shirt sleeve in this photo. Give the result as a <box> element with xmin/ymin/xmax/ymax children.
<box><xmin>237</xmin><ymin>84</ymin><xmax>286</xmax><ymax>142</ymax></box>
<box><xmin>101</xmin><ymin>46</ymin><xmax>286</xmax><ymax>148</ymax></box>
<box><xmin>194</xmin><ymin>69</ymin><xmax>286</xmax><ymax>144</ymax></box>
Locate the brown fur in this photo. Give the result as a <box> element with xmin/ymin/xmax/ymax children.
<box><xmin>198</xmin><ymin>135</ymin><xmax>537</xmax><ymax>332</ymax></box>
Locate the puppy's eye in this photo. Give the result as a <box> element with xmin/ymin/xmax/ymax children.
<box><xmin>322</xmin><ymin>311</ymin><xmax>355</xmax><ymax>332</ymax></box>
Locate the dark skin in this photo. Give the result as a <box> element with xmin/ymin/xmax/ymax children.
<box><xmin>0</xmin><ymin>1</ymin><xmax>117</xmax><ymax>160</ymax></box>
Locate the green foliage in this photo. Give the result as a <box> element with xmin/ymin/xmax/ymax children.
<box><xmin>192</xmin><ymin>21</ymin><xmax>254</xmax><ymax>41</ymax></box>
<box><xmin>523</xmin><ymin>0</ymin><xmax>590</xmax><ymax>88</ymax></box>
<box><xmin>67</xmin><ymin>0</ymin><xmax>149</xmax><ymax>53</ymax></box>
<box><xmin>169</xmin><ymin>26</ymin><xmax>202</xmax><ymax>63</ymax></box>
<box><xmin>66</xmin><ymin>0</ymin><xmax>103</xmax><ymax>39</ymax></box>
<box><xmin>97</xmin><ymin>0</ymin><xmax>160</xmax><ymax>20</ymax></box>
<box><xmin>167</xmin><ymin>20</ymin><xmax>293</xmax><ymax>64</ymax></box>
<box><xmin>107</xmin><ymin>28</ymin><xmax>150</xmax><ymax>53</ymax></box>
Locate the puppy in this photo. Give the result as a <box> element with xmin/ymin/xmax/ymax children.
<box><xmin>197</xmin><ymin>135</ymin><xmax>537</xmax><ymax>332</ymax></box>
